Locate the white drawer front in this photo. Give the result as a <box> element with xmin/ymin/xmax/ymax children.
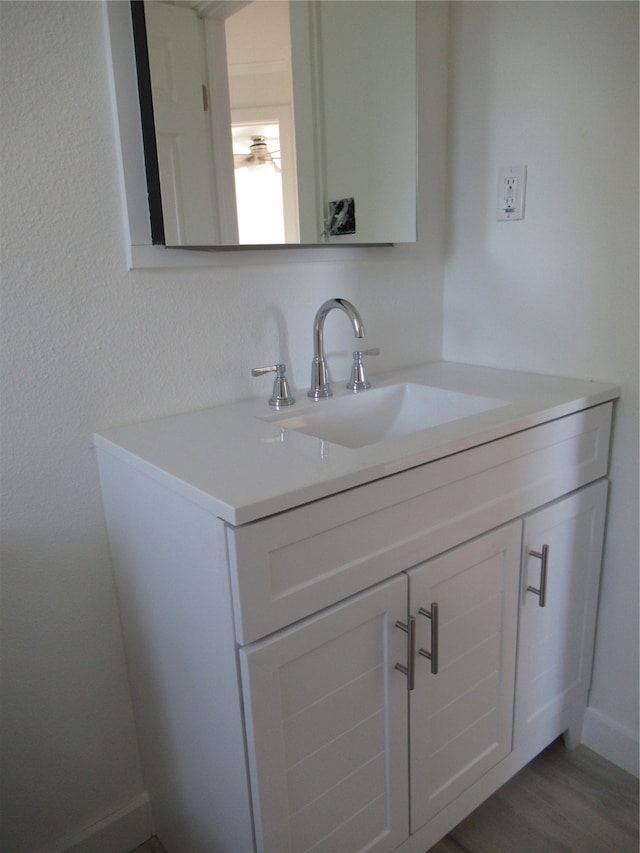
<box><xmin>227</xmin><ymin>404</ymin><xmax>611</xmax><ymax>644</ymax></box>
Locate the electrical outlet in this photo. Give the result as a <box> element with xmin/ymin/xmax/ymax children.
<box><xmin>497</xmin><ymin>165</ymin><xmax>526</xmax><ymax>221</ymax></box>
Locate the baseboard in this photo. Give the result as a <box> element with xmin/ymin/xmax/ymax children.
<box><xmin>53</xmin><ymin>792</ymin><xmax>153</xmax><ymax>853</ymax></box>
<box><xmin>583</xmin><ymin>706</ymin><xmax>639</xmax><ymax>777</ymax></box>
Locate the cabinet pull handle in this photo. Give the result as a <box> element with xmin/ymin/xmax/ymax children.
<box><xmin>527</xmin><ymin>544</ymin><xmax>549</xmax><ymax>607</ymax></box>
<box><xmin>418</xmin><ymin>603</ymin><xmax>439</xmax><ymax>674</ymax></box>
<box><xmin>394</xmin><ymin>617</ymin><xmax>416</xmax><ymax>691</ymax></box>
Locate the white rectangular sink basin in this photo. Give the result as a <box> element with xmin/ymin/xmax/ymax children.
<box><xmin>261</xmin><ymin>383</ymin><xmax>508</xmax><ymax>448</ymax></box>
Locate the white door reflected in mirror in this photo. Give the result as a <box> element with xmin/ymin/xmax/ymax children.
<box><xmin>144</xmin><ymin>1</ymin><xmax>221</xmax><ymax>245</ymax></box>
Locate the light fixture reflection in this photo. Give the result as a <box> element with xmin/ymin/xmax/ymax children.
<box><xmin>234</xmin><ymin>135</ymin><xmax>285</xmax><ymax>243</ymax></box>
<box><xmin>235</xmin><ymin>135</ymin><xmax>281</xmax><ymax>172</ymax></box>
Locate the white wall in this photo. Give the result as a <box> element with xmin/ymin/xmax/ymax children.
<box><xmin>312</xmin><ymin>0</ymin><xmax>417</xmax><ymax>243</ymax></box>
<box><xmin>226</xmin><ymin>0</ymin><xmax>293</xmax><ymax>107</ymax></box>
<box><xmin>444</xmin><ymin>1</ymin><xmax>639</xmax><ymax>774</ymax></box>
<box><xmin>0</xmin><ymin>2</ymin><xmax>448</xmax><ymax>850</ymax></box>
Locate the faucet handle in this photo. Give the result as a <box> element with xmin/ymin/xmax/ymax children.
<box><xmin>251</xmin><ymin>363</ymin><xmax>296</xmax><ymax>408</ymax></box>
<box><xmin>347</xmin><ymin>348</ymin><xmax>380</xmax><ymax>391</ymax></box>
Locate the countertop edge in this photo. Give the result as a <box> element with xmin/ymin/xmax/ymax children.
<box><xmin>94</xmin><ymin>369</ymin><xmax>620</xmax><ymax>527</ymax></box>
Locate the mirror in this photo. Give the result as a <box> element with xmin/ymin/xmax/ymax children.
<box><xmin>131</xmin><ymin>0</ymin><xmax>417</xmax><ymax>248</ymax></box>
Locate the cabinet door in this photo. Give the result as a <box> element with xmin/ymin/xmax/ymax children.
<box><xmin>515</xmin><ymin>479</ymin><xmax>608</xmax><ymax>761</ymax></box>
<box><xmin>409</xmin><ymin>522</ymin><xmax>521</xmax><ymax>832</ymax></box>
<box><xmin>239</xmin><ymin>575</ymin><xmax>409</xmax><ymax>853</ymax></box>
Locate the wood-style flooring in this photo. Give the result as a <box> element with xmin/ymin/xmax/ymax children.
<box><xmin>429</xmin><ymin>738</ymin><xmax>638</xmax><ymax>853</ymax></box>
<box><xmin>130</xmin><ymin>739</ymin><xmax>638</xmax><ymax>853</ymax></box>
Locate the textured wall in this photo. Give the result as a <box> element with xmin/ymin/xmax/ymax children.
<box><xmin>0</xmin><ymin>1</ymin><xmax>447</xmax><ymax>850</ymax></box>
<box><xmin>444</xmin><ymin>1</ymin><xmax>639</xmax><ymax>773</ymax></box>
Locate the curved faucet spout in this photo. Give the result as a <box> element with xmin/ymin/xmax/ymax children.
<box><xmin>309</xmin><ymin>298</ymin><xmax>365</xmax><ymax>399</ymax></box>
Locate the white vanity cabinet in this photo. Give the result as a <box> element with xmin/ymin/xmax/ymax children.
<box><xmin>408</xmin><ymin>522</ymin><xmax>521</xmax><ymax>833</ymax></box>
<box><xmin>239</xmin><ymin>524</ymin><xmax>523</xmax><ymax>853</ymax></box>
<box><xmin>515</xmin><ymin>479</ymin><xmax>608</xmax><ymax>761</ymax></box>
<box><xmin>95</xmin><ymin>367</ymin><xmax>617</xmax><ymax>853</ymax></box>
<box><xmin>239</xmin><ymin>575</ymin><xmax>410</xmax><ymax>853</ymax></box>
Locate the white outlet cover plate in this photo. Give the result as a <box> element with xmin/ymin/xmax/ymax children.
<box><xmin>497</xmin><ymin>165</ymin><xmax>527</xmax><ymax>221</ymax></box>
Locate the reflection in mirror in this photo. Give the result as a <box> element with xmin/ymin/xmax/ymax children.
<box><xmin>234</xmin><ymin>135</ymin><xmax>285</xmax><ymax>243</ymax></box>
<box><xmin>132</xmin><ymin>0</ymin><xmax>417</xmax><ymax>248</ymax></box>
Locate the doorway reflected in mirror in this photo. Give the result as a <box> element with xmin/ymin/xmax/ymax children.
<box><xmin>233</xmin><ymin>130</ymin><xmax>285</xmax><ymax>244</ymax></box>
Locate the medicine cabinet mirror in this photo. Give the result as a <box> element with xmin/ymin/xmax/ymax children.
<box><xmin>131</xmin><ymin>0</ymin><xmax>417</xmax><ymax>248</ymax></box>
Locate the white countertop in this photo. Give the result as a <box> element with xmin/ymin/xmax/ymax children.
<box><xmin>94</xmin><ymin>362</ymin><xmax>619</xmax><ymax>526</ymax></box>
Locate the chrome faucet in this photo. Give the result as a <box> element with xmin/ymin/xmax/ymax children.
<box><xmin>308</xmin><ymin>298</ymin><xmax>365</xmax><ymax>399</ymax></box>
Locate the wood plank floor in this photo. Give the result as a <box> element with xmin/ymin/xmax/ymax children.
<box><xmin>429</xmin><ymin>739</ymin><xmax>638</xmax><ymax>853</ymax></box>
<box><xmin>130</xmin><ymin>739</ymin><xmax>638</xmax><ymax>853</ymax></box>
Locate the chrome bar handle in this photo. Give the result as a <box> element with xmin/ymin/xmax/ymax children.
<box><xmin>527</xmin><ymin>544</ymin><xmax>549</xmax><ymax>607</ymax></box>
<box><xmin>394</xmin><ymin>616</ymin><xmax>416</xmax><ymax>691</ymax></box>
<box><xmin>418</xmin><ymin>603</ymin><xmax>439</xmax><ymax>674</ymax></box>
